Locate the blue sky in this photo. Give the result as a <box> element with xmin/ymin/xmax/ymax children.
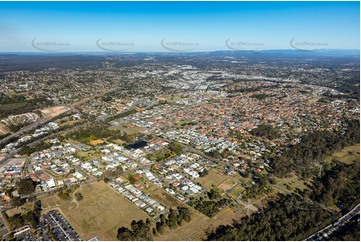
<box><xmin>0</xmin><ymin>1</ymin><xmax>359</xmax><ymax>52</ymax></box>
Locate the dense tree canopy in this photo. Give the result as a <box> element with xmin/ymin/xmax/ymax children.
<box><xmin>117</xmin><ymin>219</ymin><xmax>153</xmax><ymax>241</ymax></box>
<box><xmin>117</xmin><ymin>207</ymin><xmax>192</xmax><ymax>240</ymax></box>
<box><xmin>17</xmin><ymin>178</ymin><xmax>37</xmax><ymax>196</ymax></box>
<box><xmin>207</xmin><ymin>159</ymin><xmax>360</xmax><ymax>241</ymax></box>
<box><xmin>271</xmin><ymin>119</ymin><xmax>360</xmax><ymax>178</ymax></box>
<box><xmin>250</xmin><ymin>124</ymin><xmax>281</xmax><ymax>140</ymax></box>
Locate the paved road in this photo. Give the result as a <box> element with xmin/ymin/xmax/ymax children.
<box><xmin>0</xmin><ymin>148</ymin><xmax>20</xmax><ymax>165</ymax></box>
<box><xmin>0</xmin><ymin>90</ymin><xmax>141</xmax><ymax>166</ymax></box>
<box><xmin>0</xmin><ymin>119</ymin><xmax>45</xmax><ymax>147</ymax></box>
<box><xmin>0</xmin><ymin>108</ymin><xmax>74</xmax><ymax>147</ymax></box>
<box><xmin>0</xmin><ymin>86</ymin><xmax>122</xmax><ymax>149</ymax></box>
<box><xmin>305</xmin><ymin>203</ymin><xmax>360</xmax><ymax>241</ymax></box>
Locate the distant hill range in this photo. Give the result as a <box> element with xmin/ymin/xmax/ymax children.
<box><xmin>0</xmin><ymin>49</ymin><xmax>358</xmax><ymax>72</ymax></box>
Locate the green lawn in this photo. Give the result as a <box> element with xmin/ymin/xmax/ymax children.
<box><xmin>41</xmin><ymin>181</ymin><xmax>150</xmax><ymax>241</ymax></box>
<box><xmin>275</xmin><ymin>174</ymin><xmax>310</xmax><ymax>192</ymax></box>
<box><xmin>324</xmin><ymin>145</ymin><xmax>360</xmax><ymax>165</ymax></box>
<box><xmin>0</xmin><ymin>102</ymin><xmax>28</xmax><ymax>111</ymax></box>
<box><xmin>229</xmin><ymin>184</ymin><xmax>246</xmax><ymax>198</ymax></box>
<box><xmin>196</xmin><ymin>169</ymin><xmax>228</xmax><ymax>189</ymax></box>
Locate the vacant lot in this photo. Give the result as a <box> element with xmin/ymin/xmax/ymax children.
<box><xmin>155</xmin><ymin>206</ymin><xmax>245</xmax><ymax>241</ymax></box>
<box><xmin>59</xmin><ymin>120</ymin><xmax>81</xmax><ymax>128</ymax></box>
<box><xmin>0</xmin><ymin>123</ymin><xmax>10</xmax><ymax>135</ymax></box>
<box><xmin>6</xmin><ymin>203</ymin><xmax>34</xmax><ymax>217</ymax></box>
<box><xmin>41</xmin><ymin>181</ymin><xmax>150</xmax><ymax>241</ymax></box>
<box><xmin>324</xmin><ymin>145</ymin><xmax>360</xmax><ymax>165</ymax></box>
<box><xmin>0</xmin><ymin>102</ymin><xmax>27</xmax><ymax>111</ymax></box>
<box><xmin>40</xmin><ymin>106</ymin><xmax>69</xmax><ymax>118</ymax></box>
<box><xmin>154</xmin><ymin>206</ymin><xmax>210</xmax><ymax>241</ymax></box>
<box><xmin>211</xmin><ymin>206</ymin><xmax>245</xmax><ymax>228</ymax></box>
<box><xmin>229</xmin><ymin>184</ymin><xmax>246</xmax><ymax>198</ymax></box>
<box><xmin>275</xmin><ymin>173</ymin><xmax>310</xmax><ymax>192</ymax></box>
<box><xmin>218</xmin><ymin>178</ymin><xmax>238</xmax><ymax>192</ymax></box>
<box><xmin>41</xmin><ymin>195</ymin><xmax>61</xmax><ymax>209</ymax></box>
<box><xmin>196</xmin><ymin>169</ymin><xmax>228</xmax><ymax>189</ymax></box>
<box><xmin>109</xmin><ymin>123</ymin><xmax>145</xmax><ymax>135</ymax></box>
<box><xmin>306</xmin><ymin>97</ymin><xmax>319</xmax><ymax>103</ymax></box>
<box><xmin>111</xmin><ymin>139</ymin><xmax>125</xmax><ymax>145</ymax></box>
<box><xmin>73</xmin><ymin>149</ymin><xmax>102</xmax><ymax>162</ymax></box>
<box><xmin>142</xmin><ymin>183</ymin><xmax>184</xmax><ymax>208</ymax></box>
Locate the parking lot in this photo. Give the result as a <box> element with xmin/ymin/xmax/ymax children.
<box><xmin>40</xmin><ymin>210</ymin><xmax>81</xmax><ymax>241</ymax></box>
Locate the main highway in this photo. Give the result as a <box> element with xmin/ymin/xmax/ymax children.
<box><xmin>304</xmin><ymin>203</ymin><xmax>360</xmax><ymax>241</ymax></box>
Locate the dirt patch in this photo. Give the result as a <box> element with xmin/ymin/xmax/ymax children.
<box><xmin>306</xmin><ymin>97</ymin><xmax>319</xmax><ymax>103</ymax></box>
<box><xmin>40</xmin><ymin>106</ymin><xmax>69</xmax><ymax>118</ymax></box>
<box><xmin>218</xmin><ymin>179</ymin><xmax>237</xmax><ymax>191</ymax></box>
<box><xmin>0</xmin><ymin>123</ymin><xmax>10</xmax><ymax>135</ymax></box>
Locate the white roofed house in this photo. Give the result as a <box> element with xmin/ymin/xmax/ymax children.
<box><xmin>153</xmin><ymin>203</ymin><xmax>165</xmax><ymax>211</ymax></box>
<box><xmin>73</xmin><ymin>171</ymin><xmax>85</xmax><ymax>180</ymax></box>
<box><xmin>145</xmin><ymin>207</ymin><xmax>154</xmax><ymax>214</ymax></box>
<box><xmin>47</xmin><ymin>178</ymin><xmax>56</xmax><ymax>189</ymax></box>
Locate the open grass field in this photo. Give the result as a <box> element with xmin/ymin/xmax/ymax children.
<box><xmin>0</xmin><ymin>102</ymin><xmax>27</xmax><ymax>111</ymax></box>
<box><xmin>109</xmin><ymin>123</ymin><xmax>145</xmax><ymax>135</ymax></box>
<box><xmin>154</xmin><ymin>205</ymin><xmax>245</xmax><ymax>241</ymax></box>
<box><xmin>163</xmin><ymin>94</ymin><xmax>183</xmax><ymax>102</ymax></box>
<box><xmin>5</xmin><ymin>203</ymin><xmax>34</xmax><ymax>217</ymax></box>
<box><xmin>59</xmin><ymin>120</ymin><xmax>81</xmax><ymax>128</ymax></box>
<box><xmin>111</xmin><ymin>139</ymin><xmax>125</xmax><ymax>145</ymax></box>
<box><xmin>238</xmin><ymin>176</ymin><xmax>255</xmax><ymax>185</ymax></box>
<box><xmin>211</xmin><ymin>206</ymin><xmax>245</xmax><ymax>228</ymax></box>
<box><xmin>141</xmin><ymin>183</ymin><xmax>184</xmax><ymax>208</ymax></box>
<box><xmin>195</xmin><ymin>169</ymin><xmax>228</xmax><ymax>189</ymax></box>
<box><xmin>218</xmin><ymin>178</ymin><xmax>238</xmax><ymax>192</ymax></box>
<box><xmin>40</xmin><ymin>181</ymin><xmax>150</xmax><ymax>241</ymax></box>
<box><xmin>275</xmin><ymin>173</ymin><xmax>310</xmax><ymax>192</ymax></box>
<box><xmin>74</xmin><ymin>151</ymin><xmax>90</xmax><ymax>160</ymax></box>
<box><xmin>324</xmin><ymin>144</ymin><xmax>360</xmax><ymax>165</ymax></box>
<box><xmin>41</xmin><ymin>195</ymin><xmax>61</xmax><ymax>209</ymax></box>
<box><xmin>154</xmin><ymin>206</ymin><xmax>210</xmax><ymax>241</ymax></box>
<box><xmin>122</xmin><ymin>125</ymin><xmax>145</xmax><ymax>135</ymax></box>
<box><xmin>306</xmin><ymin>97</ymin><xmax>319</xmax><ymax>103</ymax></box>
<box><xmin>251</xmin><ymin>192</ymin><xmax>280</xmax><ymax>210</ymax></box>
<box><xmin>146</xmin><ymin>147</ymin><xmax>174</xmax><ymax>162</ymax></box>
<box><xmin>229</xmin><ymin>184</ymin><xmax>246</xmax><ymax>198</ymax></box>
<box><xmin>73</xmin><ymin>149</ymin><xmax>102</xmax><ymax>162</ymax></box>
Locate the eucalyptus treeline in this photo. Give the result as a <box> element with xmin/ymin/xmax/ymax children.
<box><xmin>117</xmin><ymin>206</ymin><xmax>192</xmax><ymax>240</ymax></box>
<box><xmin>207</xmin><ymin>119</ymin><xmax>360</xmax><ymax>241</ymax></box>
<box><xmin>207</xmin><ymin>159</ymin><xmax>360</xmax><ymax>241</ymax></box>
